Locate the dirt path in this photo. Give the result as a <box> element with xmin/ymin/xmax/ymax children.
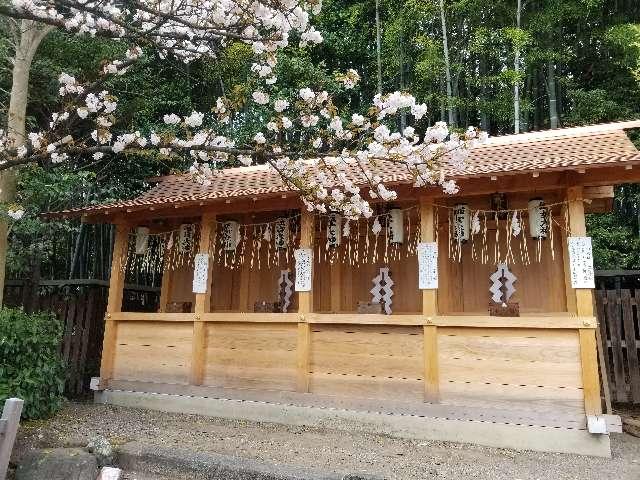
<box><xmin>14</xmin><ymin>402</ymin><xmax>640</xmax><ymax>480</ymax></box>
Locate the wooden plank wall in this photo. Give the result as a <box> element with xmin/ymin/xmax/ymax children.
<box><xmin>169</xmin><ymin>194</ymin><xmax>568</xmax><ymax>316</ymax></box>
<box><xmin>438</xmin><ymin>327</ymin><xmax>584</xmax><ymax>415</ymax></box>
<box><xmin>112</xmin><ymin>321</ymin><xmax>192</xmax><ymax>384</ymax></box>
<box><xmin>437</xmin><ymin>192</ymin><xmax>568</xmax><ymax>314</ymax></box>
<box><xmin>107</xmin><ymin>317</ymin><xmax>587</xmax><ymax>417</ymax></box>
<box><xmin>308</xmin><ymin>324</ymin><xmax>424</xmax><ymax>401</ymax></box>
<box><xmin>203</xmin><ymin>322</ymin><xmax>298</xmax><ymax>390</ymax></box>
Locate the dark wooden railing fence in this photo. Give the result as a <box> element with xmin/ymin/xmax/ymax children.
<box><xmin>595</xmin><ymin>270</ymin><xmax>640</xmax><ymax>405</ymax></box>
<box><xmin>3</xmin><ymin>279</ymin><xmax>159</xmax><ymax>398</ymax></box>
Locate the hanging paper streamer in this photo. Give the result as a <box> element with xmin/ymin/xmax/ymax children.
<box><xmin>453</xmin><ymin>204</ymin><xmax>470</xmax><ymax>242</ymax></box>
<box><xmin>294</xmin><ymin>248</ymin><xmax>313</xmax><ymax>291</ymax></box>
<box><xmin>274</xmin><ymin>218</ymin><xmax>289</xmax><ymax>249</ymax></box>
<box><xmin>567</xmin><ymin>236</ymin><xmax>595</xmax><ymax>289</ymax></box>
<box><xmin>221</xmin><ymin>221</ymin><xmax>240</xmax><ymax>251</ymax></box>
<box><xmin>418</xmin><ymin>242</ymin><xmax>438</xmax><ymax>289</ymax></box>
<box><xmin>192</xmin><ymin>253</ymin><xmax>210</xmax><ymax>294</ymax></box>
<box><xmin>370</xmin><ymin>267</ymin><xmax>394</xmax><ymax>314</ymax></box>
<box><xmin>489</xmin><ymin>263</ymin><xmax>517</xmax><ymax>304</ymax></box>
<box><xmin>178</xmin><ymin>224</ymin><xmax>196</xmax><ymax>253</ymax></box>
<box><xmin>135</xmin><ymin>227</ymin><xmax>150</xmax><ymax>255</ymax></box>
<box><xmin>388</xmin><ymin>208</ymin><xmax>404</xmax><ymax>244</ymax></box>
<box><xmin>277</xmin><ymin>269</ymin><xmax>294</xmax><ymax>312</ymax></box>
<box><xmin>528</xmin><ymin>198</ymin><xmax>549</xmax><ymax>239</ymax></box>
<box><xmin>327</xmin><ymin>213</ymin><xmax>342</xmax><ymax>247</ymax></box>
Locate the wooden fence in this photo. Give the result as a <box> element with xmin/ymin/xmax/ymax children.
<box><xmin>595</xmin><ymin>271</ymin><xmax>640</xmax><ymax>405</ymax></box>
<box><xmin>3</xmin><ymin>279</ymin><xmax>160</xmax><ymax>398</ymax></box>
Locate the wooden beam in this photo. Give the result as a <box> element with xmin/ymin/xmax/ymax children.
<box><xmin>296</xmin><ymin>210</ymin><xmax>314</xmax><ymax>393</ymax></box>
<box><xmin>190</xmin><ymin>213</ymin><xmax>216</xmax><ymax>386</ymax></box>
<box><xmin>100</xmin><ymin>220</ymin><xmax>130</xmax><ymax>385</ymax></box>
<box><xmin>565</xmin><ymin>186</ymin><xmax>602</xmax><ymax>415</ymax></box>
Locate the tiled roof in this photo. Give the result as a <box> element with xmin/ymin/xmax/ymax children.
<box><xmin>48</xmin><ymin>120</ymin><xmax>640</xmax><ymax>218</ymax></box>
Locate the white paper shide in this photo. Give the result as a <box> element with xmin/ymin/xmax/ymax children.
<box><xmin>192</xmin><ymin>253</ymin><xmax>210</xmax><ymax>294</ymax></box>
<box><xmin>294</xmin><ymin>248</ymin><xmax>313</xmax><ymax>291</ymax></box>
<box><xmin>568</xmin><ymin>236</ymin><xmax>595</xmax><ymax>289</ymax></box>
<box><xmin>418</xmin><ymin>242</ymin><xmax>438</xmax><ymax>289</ymax></box>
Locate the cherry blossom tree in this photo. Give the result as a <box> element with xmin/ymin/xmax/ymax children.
<box><xmin>0</xmin><ymin>0</ymin><xmax>484</xmax><ymax>301</ymax></box>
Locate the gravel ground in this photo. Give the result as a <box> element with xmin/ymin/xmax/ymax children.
<box><xmin>14</xmin><ymin>401</ymin><xmax>640</xmax><ymax>480</ymax></box>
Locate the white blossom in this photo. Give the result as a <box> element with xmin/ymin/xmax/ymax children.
<box><xmin>274</xmin><ymin>99</ymin><xmax>289</xmax><ymax>112</ymax></box>
<box><xmin>163</xmin><ymin>113</ymin><xmax>181</xmax><ymax>125</ymax></box>
<box><xmin>252</xmin><ymin>91</ymin><xmax>270</xmax><ymax>105</ymax></box>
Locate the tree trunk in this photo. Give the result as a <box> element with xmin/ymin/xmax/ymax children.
<box><xmin>479</xmin><ymin>54</ymin><xmax>489</xmax><ymax>132</ymax></box>
<box><xmin>398</xmin><ymin>34</ymin><xmax>407</xmax><ymax>131</ymax></box>
<box><xmin>0</xmin><ymin>21</ymin><xmax>52</xmax><ymax>305</ymax></box>
<box><xmin>439</xmin><ymin>0</ymin><xmax>455</xmax><ymax>127</ymax></box>
<box><xmin>547</xmin><ymin>60</ymin><xmax>559</xmax><ymax>129</ymax></box>
<box><xmin>514</xmin><ymin>0</ymin><xmax>522</xmax><ymax>133</ymax></box>
<box><xmin>375</xmin><ymin>0</ymin><xmax>383</xmax><ymax>96</ymax></box>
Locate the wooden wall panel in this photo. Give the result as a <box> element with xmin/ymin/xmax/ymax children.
<box><xmin>168</xmin><ymin>263</ymin><xmax>196</xmax><ymax>309</ymax></box>
<box><xmin>210</xmin><ymin>262</ymin><xmax>241</xmax><ymax>311</ymax></box>
<box><xmin>437</xmin><ymin>192</ymin><xmax>567</xmax><ymax>314</ymax></box>
<box><xmin>112</xmin><ymin>321</ymin><xmax>192</xmax><ymax>384</ymax></box>
<box><xmin>203</xmin><ymin>322</ymin><xmax>297</xmax><ymax>391</ymax></box>
<box><xmin>211</xmin><ymin>211</ymin><xmax>297</xmax><ymax>313</ymax></box>
<box><xmin>438</xmin><ymin>327</ymin><xmax>584</xmax><ymax>414</ymax></box>
<box><xmin>313</xmin><ymin>205</ymin><xmax>421</xmax><ymax>314</ymax></box>
<box><xmin>309</xmin><ymin>325</ymin><xmax>424</xmax><ymax>401</ymax></box>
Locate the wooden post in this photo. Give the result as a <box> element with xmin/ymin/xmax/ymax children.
<box><xmin>190</xmin><ymin>213</ymin><xmax>216</xmax><ymax>386</ymax></box>
<box><xmin>297</xmin><ymin>210</ymin><xmax>314</xmax><ymax>393</ymax></box>
<box><xmin>420</xmin><ymin>198</ymin><xmax>440</xmax><ymax>403</ymax></box>
<box><xmin>0</xmin><ymin>398</ymin><xmax>24</xmax><ymax>480</ymax></box>
<box><xmin>565</xmin><ymin>186</ymin><xmax>602</xmax><ymax>415</ymax></box>
<box><xmin>99</xmin><ymin>220</ymin><xmax>130</xmax><ymax>385</ymax></box>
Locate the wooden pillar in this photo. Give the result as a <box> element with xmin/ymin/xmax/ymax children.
<box><xmin>99</xmin><ymin>220</ymin><xmax>130</xmax><ymax>385</ymax></box>
<box><xmin>565</xmin><ymin>186</ymin><xmax>602</xmax><ymax>415</ymax></box>
<box><xmin>190</xmin><ymin>213</ymin><xmax>216</xmax><ymax>385</ymax></box>
<box><xmin>420</xmin><ymin>198</ymin><xmax>440</xmax><ymax>403</ymax></box>
<box><xmin>297</xmin><ymin>210</ymin><xmax>314</xmax><ymax>393</ymax></box>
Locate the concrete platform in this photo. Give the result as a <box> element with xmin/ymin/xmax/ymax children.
<box><xmin>96</xmin><ymin>389</ymin><xmax>612</xmax><ymax>457</ymax></box>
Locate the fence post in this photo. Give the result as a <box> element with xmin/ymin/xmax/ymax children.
<box><xmin>0</xmin><ymin>398</ymin><xmax>24</xmax><ymax>480</ymax></box>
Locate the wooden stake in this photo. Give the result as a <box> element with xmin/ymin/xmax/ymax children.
<box><xmin>190</xmin><ymin>213</ymin><xmax>216</xmax><ymax>386</ymax></box>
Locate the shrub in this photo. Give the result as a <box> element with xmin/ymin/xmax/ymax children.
<box><xmin>0</xmin><ymin>308</ymin><xmax>65</xmax><ymax>419</ymax></box>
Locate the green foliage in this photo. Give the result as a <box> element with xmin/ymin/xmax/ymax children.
<box><xmin>0</xmin><ymin>308</ymin><xmax>65</xmax><ymax>419</ymax></box>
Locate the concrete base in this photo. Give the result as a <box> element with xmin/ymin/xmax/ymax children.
<box><xmin>96</xmin><ymin>389</ymin><xmax>612</xmax><ymax>457</ymax></box>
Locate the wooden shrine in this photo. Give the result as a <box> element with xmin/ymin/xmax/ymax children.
<box><xmin>48</xmin><ymin>120</ymin><xmax>640</xmax><ymax>456</ymax></box>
